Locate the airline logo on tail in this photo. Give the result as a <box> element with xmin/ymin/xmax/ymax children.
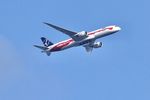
<box><xmin>41</xmin><ymin>37</ymin><xmax>53</xmax><ymax>47</ymax></box>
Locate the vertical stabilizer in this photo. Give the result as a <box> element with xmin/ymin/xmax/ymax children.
<box><xmin>41</xmin><ymin>37</ymin><xmax>53</xmax><ymax>47</ymax></box>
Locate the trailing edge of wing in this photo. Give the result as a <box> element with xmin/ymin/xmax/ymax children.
<box><xmin>44</xmin><ymin>22</ymin><xmax>77</xmax><ymax>37</ymax></box>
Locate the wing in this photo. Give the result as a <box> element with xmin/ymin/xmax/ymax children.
<box><xmin>84</xmin><ymin>45</ymin><xmax>93</xmax><ymax>53</ymax></box>
<box><xmin>83</xmin><ymin>40</ymin><xmax>95</xmax><ymax>53</ymax></box>
<box><xmin>44</xmin><ymin>22</ymin><xmax>79</xmax><ymax>40</ymax></box>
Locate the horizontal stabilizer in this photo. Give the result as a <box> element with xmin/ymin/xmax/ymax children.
<box><xmin>33</xmin><ymin>45</ymin><xmax>48</xmax><ymax>50</ymax></box>
<box><xmin>34</xmin><ymin>45</ymin><xmax>51</xmax><ymax>56</ymax></box>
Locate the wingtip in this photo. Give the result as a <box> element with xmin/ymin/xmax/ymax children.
<box><xmin>43</xmin><ymin>22</ymin><xmax>53</xmax><ymax>27</ymax></box>
<box><xmin>43</xmin><ymin>22</ymin><xmax>51</xmax><ymax>25</ymax></box>
<box><xmin>43</xmin><ymin>22</ymin><xmax>48</xmax><ymax>24</ymax></box>
<box><xmin>33</xmin><ymin>45</ymin><xmax>38</xmax><ymax>47</ymax></box>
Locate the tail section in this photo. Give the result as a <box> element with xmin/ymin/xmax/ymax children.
<box><xmin>34</xmin><ymin>45</ymin><xmax>51</xmax><ymax>56</ymax></box>
<box><xmin>41</xmin><ymin>37</ymin><xmax>53</xmax><ymax>47</ymax></box>
<box><xmin>34</xmin><ymin>37</ymin><xmax>53</xmax><ymax>56</ymax></box>
<box><xmin>33</xmin><ymin>45</ymin><xmax>48</xmax><ymax>50</ymax></box>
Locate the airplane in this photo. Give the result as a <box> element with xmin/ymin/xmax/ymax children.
<box><xmin>34</xmin><ymin>23</ymin><xmax>121</xmax><ymax>56</ymax></box>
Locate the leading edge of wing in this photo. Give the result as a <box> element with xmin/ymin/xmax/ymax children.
<box><xmin>44</xmin><ymin>22</ymin><xmax>77</xmax><ymax>37</ymax></box>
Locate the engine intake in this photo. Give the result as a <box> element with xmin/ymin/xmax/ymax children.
<box><xmin>92</xmin><ymin>42</ymin><xmax>102</xmax><ymax>48</ymax></box>
<box><xmin>75</xmin><ymin>31</ymin><xmax>87</xmax><ymax>37</ymax></box>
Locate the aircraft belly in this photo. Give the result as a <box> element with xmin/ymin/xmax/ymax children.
<box><xmin>61</xmin><ymin>43</ymin><xmax>75</xmax><ymax>50</ymax></box>
<box><xmin>76</xmin><ymin>38</ymin><xmax>94</xmax><ymax>46</ymax></box>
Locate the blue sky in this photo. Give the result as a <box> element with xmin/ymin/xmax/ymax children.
<box><xmin>0</xmin><ymin>0</ymin><xmax>150</xmax><ymax>100</ymax></box>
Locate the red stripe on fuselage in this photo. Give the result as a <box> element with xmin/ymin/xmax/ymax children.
<box><xmin>88</xmin><ymin>27</ymin><xmax>113</xmax><ymax>35</ymax></box>
<box><xmin>51</xmin><ymin>39</ymin><xmax>74</xmax><ymax>51</ymax></box>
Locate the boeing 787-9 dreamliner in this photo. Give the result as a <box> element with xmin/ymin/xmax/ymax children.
<box><xmin>34</xmin><ymin>23</ymin><xmax>121</xmax><ymax>56</ymax></box>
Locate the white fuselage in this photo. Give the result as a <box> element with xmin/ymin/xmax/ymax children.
<box><xmin>48</xmin><ymin>25</ymin><xmax>121</xmax><ymax>52</ymax></box>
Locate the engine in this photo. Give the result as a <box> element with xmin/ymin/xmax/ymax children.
<box><xmin>75</xmin><ymin>31</ymin><xmax>87</xmax><ymax>37</ymax></box>
<box><xmin>92</xmin><ymin>42</ymin><xmax>102</xmax><ymax>48</ymax></box>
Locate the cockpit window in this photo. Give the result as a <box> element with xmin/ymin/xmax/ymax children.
<box><xmin>105</xmin><ymin>25</ymin><xmax>115</xmax><ymax>28</ymax></box>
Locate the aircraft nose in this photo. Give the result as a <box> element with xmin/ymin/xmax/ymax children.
<box><xmin>117</xmin><ymin>26</ymin><xmax>121</xmax><ymax>31</ymax></box>
<box><xmin>118</xmin><ymin>27</ymin><xmax>121</xmax><ymax>31</ymax></box>
<box><xmin>115</xmin><ymin>26</ymin><xmax>121</xmax><ymax>31</ymax></box>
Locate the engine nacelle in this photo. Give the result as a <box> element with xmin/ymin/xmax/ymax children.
<box><xmin>75</xmin><ymin>31</ymin><xmax>87</xmax><ymax>37</ymax></box>
<box><xmin>92</xmin><ymin>42</ymin><xmax>102</xmax><ymax>48</ymax></box>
